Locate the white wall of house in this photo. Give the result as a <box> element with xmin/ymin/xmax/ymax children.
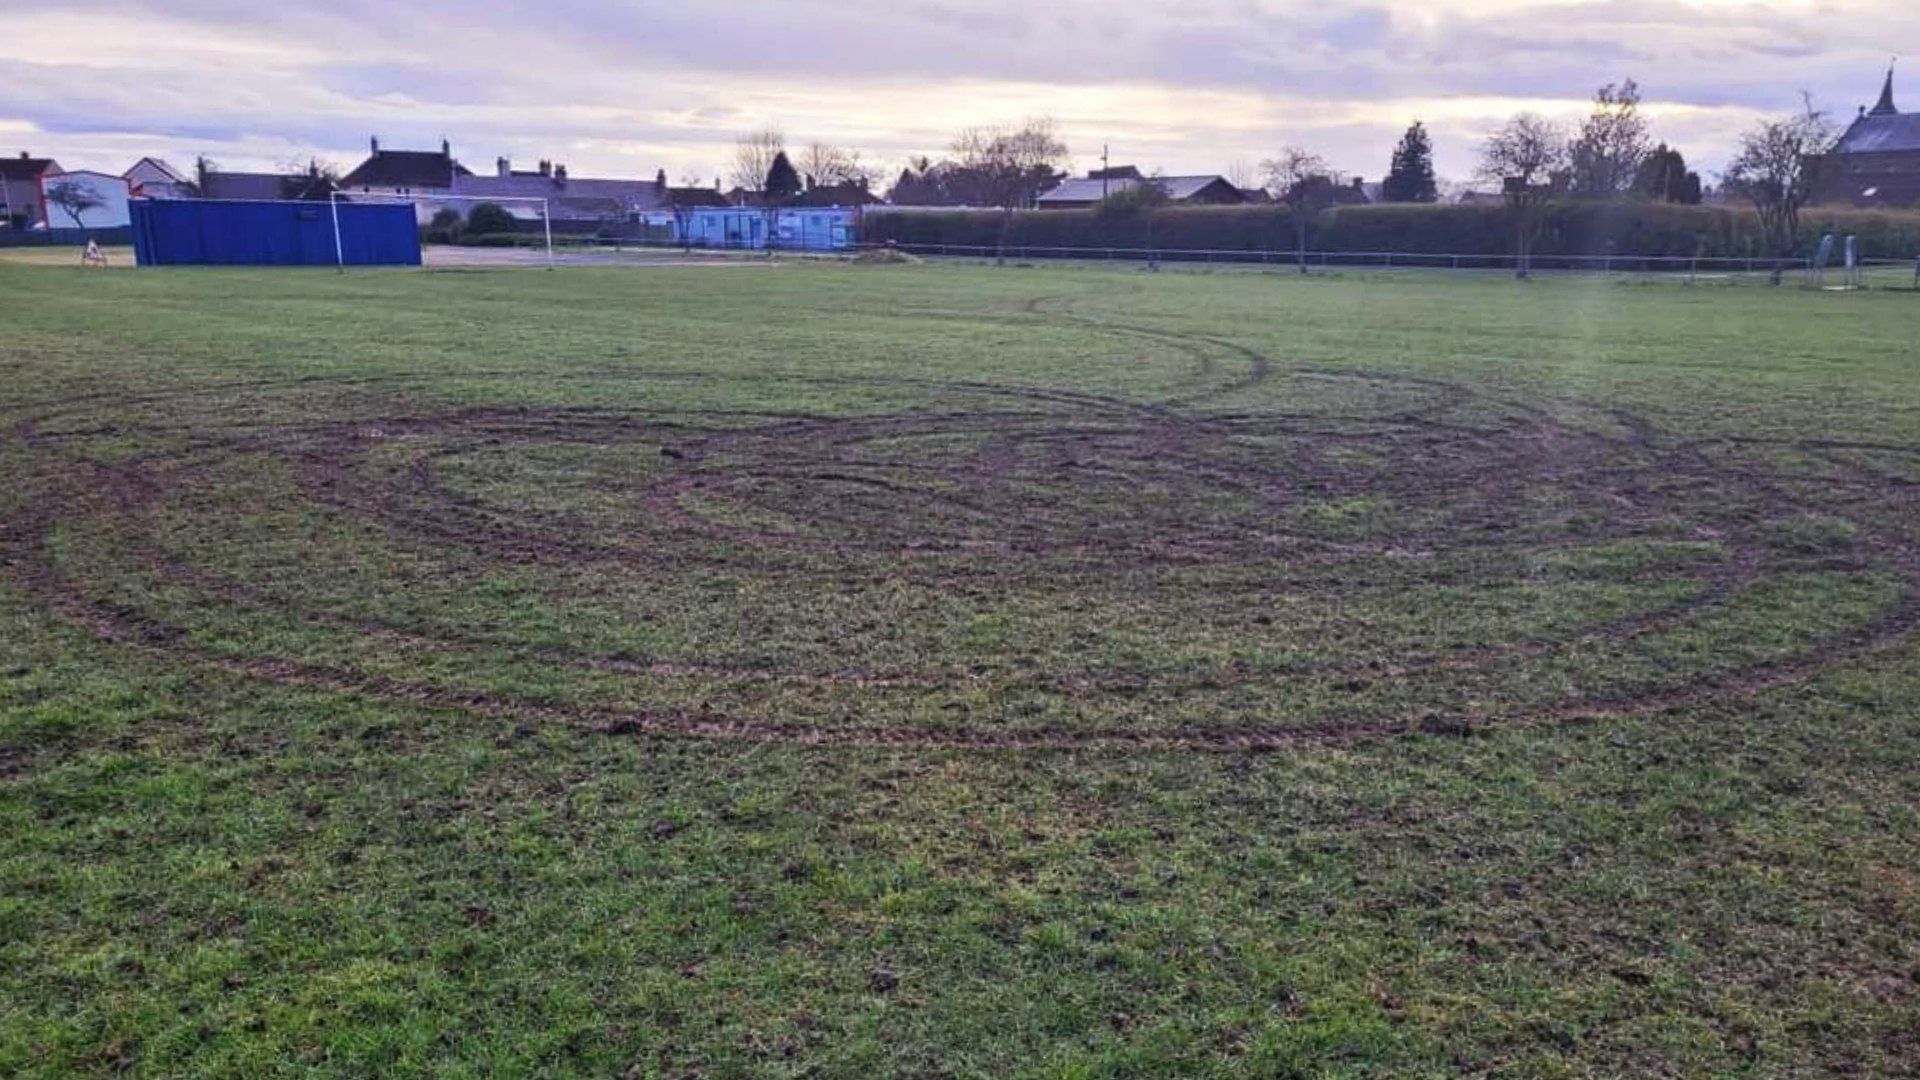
<box><xmin>124</xmin><ymin>159</ymin><xmax>192</xmax><ymax>199</ymax></box>
<box><xmin>42</xmin><ymin>171</ymin><xmax>132</xmax><ymax>229</ymax></box>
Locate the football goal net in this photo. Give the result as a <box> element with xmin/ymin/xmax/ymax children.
<box><xmin>327</xmin><ymin>191</ymin><xmax>555</xmax><ymax>269</ymax></box>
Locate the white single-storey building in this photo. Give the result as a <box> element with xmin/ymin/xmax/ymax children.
<box><xmin>40</xmin><ymin>170</ymin><xmax>132</xmax><ymax>230</ymax></box>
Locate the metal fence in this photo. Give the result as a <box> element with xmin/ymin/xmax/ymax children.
<box><xmin>858</xmin><ymin>243</ymin><xmax>1838</xmax><ymax>277</ymax></box>
<box><xmin>575</xmin><ymin>234</ymin><xmax>1847</xmax><ymax>277</ymax></box>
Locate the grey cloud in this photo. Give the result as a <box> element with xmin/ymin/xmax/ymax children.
<box><xmin>2</xmin><ymin>0</ymin><xmax>1914</xmax><ymax>180</ymax></box>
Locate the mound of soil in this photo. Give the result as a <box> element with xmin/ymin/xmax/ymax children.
<box><xmin>850</xmin><ymin>247</ymin><xmax>924</xmax><ymax>266</ymax></box>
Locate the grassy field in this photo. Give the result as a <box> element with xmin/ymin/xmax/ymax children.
<box><xmin>2</xmin><ymin>260</ymin><xmax>1917</xmax><ymax>1078</ymax></box>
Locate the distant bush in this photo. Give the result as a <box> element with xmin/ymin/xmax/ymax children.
<box><xmin>458</xmin><ymin>232</ymin><xmax>545</xmax><ymax>248</ymax></box>
<box><xmin>465</xmin><ymin>203</ymin><xmax>519</xmax><ymax>237</ymax></box>
<box><xmin>422</xmin><ymin>208</ymin><xmax>465</xmax><ymax>245</ymax></box>
<box><xmin>861</xmin><ymin>203</ymin><xmax>1920</xmax><ymax>260</ymax></box>
<box><xmin>1094</xmin><ymin>182</ymin><xmax>1172</xmax><ymax>218</ymax></box>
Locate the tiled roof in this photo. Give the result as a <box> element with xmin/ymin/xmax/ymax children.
<box><xmin>199</xmin><ymin>172</ymin><xmax>286</xmax><ymax>200</ymax></box>
<box><xmin>200</xmin><ymin>171</ymin><xmax>336</xmax><ymax>201</ymax></box>
<box><xmin>453</xmin><ymin>174</ymin><xmax>666</xmax><ymax>214</ymax></box>
<box><xmin>1834</xmin><ymin>113</ymin><xmax>1920</xmax><ymax>154</ymax></box>
<box><xmin>342</xmin><ymin>150</ymin><xmax>470</xmax><ymax>189</ymax></box>
<box><xmin>125</xmin><ymin>157</ymin><xmax>189</xmax><ymax>183</ymax></box>
<box><xmin>668</xmin><ymin>187</ymin><xmax>732</xmax><ymax>208</ymax></box>
<box><xmin>0</xmin><ymin>156</ymin><xmax>60</xmax><ymax>180</ymax></box>
<box><xmin>1038</xmin><ymin>175</ymin><xmax>1244</xmax><ymax>204</ymax></box>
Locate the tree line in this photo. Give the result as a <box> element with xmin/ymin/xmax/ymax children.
<box><xmin>711</xmin><ymin>76</ymin><xmax>1842</xmax><ymax>276</ymax></box>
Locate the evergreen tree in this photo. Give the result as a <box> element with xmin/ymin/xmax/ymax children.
<box><xmin>1631</xmin><ymin>144</ymin><xmax>1703</xmax><ymax>204</ymax></box>
<box><xmin>1381</xmin><ymin>122</ymin><xmax>1439</xmax><ymax>203</ymax></box>
<box><xmin>764</xmin><ymin>151</ymin><xmax>803</xmax><ymax>204</ymax></box>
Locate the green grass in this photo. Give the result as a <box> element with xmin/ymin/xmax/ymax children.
<box><xmin>2</xmin><ymin>261</ymin><xmax>1917</xmax><ymax>1077</ymax></box>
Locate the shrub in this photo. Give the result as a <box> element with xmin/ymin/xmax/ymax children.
<box><xmin>423</xmin><ymin>208</ymin><xmax>465</xmax><ymax>245</ymax></box>
<box><xmin>465</xmin><ymin>203</ymin><xmax>519</xmax><ymax>237</ymax></box>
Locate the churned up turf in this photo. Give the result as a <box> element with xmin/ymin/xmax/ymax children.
<box><xmin>1</xmin><ymin>261</ymin><xmax>1917</xmax><ymax>1077</ymax></box>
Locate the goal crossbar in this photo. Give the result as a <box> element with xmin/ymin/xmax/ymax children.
<box><xmin>327</xmin><ymin>191</ymin><xmax>556</xmax><ymax>270</ymax></box>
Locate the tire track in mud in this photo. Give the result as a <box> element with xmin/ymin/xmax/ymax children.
<box><xmin>5</xmin><ymin>293</ymin><xmax>1919</xmax><ymax>752</ymax></box>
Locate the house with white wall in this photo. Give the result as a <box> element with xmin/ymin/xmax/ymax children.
<box><xmin>41</xmin><ymin>170</ymin><xmax>132</xmax><ymax>230</ymax></box>
<box><xmin>124</xmin><ymin>158</ymin><xmax>193</xmax><ymax>199</ymax></box>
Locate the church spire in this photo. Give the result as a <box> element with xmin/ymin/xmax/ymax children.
<box><xmin>1869</xmin><ymin>61</ymin><xmax>1898</xmax><ymax>116</ymax></box>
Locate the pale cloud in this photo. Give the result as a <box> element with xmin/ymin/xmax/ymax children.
<box><xmin>0</xmin><ymin>0</ymin><xmax>1908</xmax><ymax>185</ymax></box>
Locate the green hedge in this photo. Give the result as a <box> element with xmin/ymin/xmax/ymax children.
<box><xmin>452</xmin><ymin>232</ymin><xmax>550</xmax><ymax>248</ymax></box>
<box><xmin>860</xmin><ymin>203</ymin><xmax>1920</xmax><ymax>260</ymax></box>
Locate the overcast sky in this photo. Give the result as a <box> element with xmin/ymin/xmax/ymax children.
<box><xmin>1</xmin><ymin>1</ymin><xmax>1910</xmax><ymax>188</ymax></box>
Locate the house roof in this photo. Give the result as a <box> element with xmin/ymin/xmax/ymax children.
<box><xmin>124</xmin><ymin>157</ymin><xmax>189</xmax><ymax>183</ymax></box>
<box><xmin>1832</xmin><ymin>69</ymin><xmax>1920</xmax><ymax>154</ymax></box>
<box><xmin>200</xmin><ymin>171</ymin><xmax>336</xmax><ymax>201</ymax></box>
<box><xmin>453</xmin><ymin>173</ymin><xmax>666</xmax><ymax>215</ymax></box>
<box><xmin>342</xmin><ymin>149</ymin><xmax>470</xmax><ymax>189</ymax></box>
<box><xmin>0</xmin><ymin>155</ymin><xmax>60</xmax><ymax>181</ymax></box>
<box><xmin>668</xmin><ymin>187</ymin><xmax>732</xmax><ymax>208</ymax></box>
<box><xmin>200</xmin><ymin>171</ymin><xmax>285</xmax><ymax>200</ymax></box>
<box><xmin>1037</xmin><ymin>175</ymin><xmax>1244</xmax><ymax>204</ymax></box>
<box><xmin>1870</xmin><ymin>67</ymin><xmax>1898</xmax><ymax>117</ymax></box>
<box><xmin>1834</xmin><ymin>112</ymin><xmax>1920</xmax><ymax>154</ymax></box>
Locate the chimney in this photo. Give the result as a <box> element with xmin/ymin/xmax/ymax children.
<box><xmin>1351</xmin><ymin>176</ymin><xmax>1364</xmax><ymax>190</ymax></box>
<box><xmin>554</xmin><ymin>163</ymin><xmax>567</xmax><ymax>182</ymax></box>
<box><xmin>19</xmin><ymin>150</ymin><xmax>28</xmax><ymax>160</ymax></box>
<box><xmin>497</xmin><ymin>156</ymin><xmax>511</xmax><ymax>178</ymax></box>
<box><xmin>538</xmin><ymin>159</ymin><xmax>551</xmax><ymax>178</ymax></box>
<box><xmin>370</xmin><ymin>135</ymin><xmax>379</xmax><ymax>154</ymax></box>
<box><xmin>441</xmin><ymin>138</ymin><xmax>450</xmax><ymax>157</ymax></box>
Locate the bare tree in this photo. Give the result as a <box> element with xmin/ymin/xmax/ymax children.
<box><xmin>1478</xmin><ymin>114</ymin><xmax>1569</xmax><ymax>278</ymax></box>
<box><xmin>1224</xmin><ymin>159</ymin><xmax>1258</xmax><ymax>193</ymax></box>
<box><xmin>44</xmin><ymin>177</ymin><xmax>106</xmax><ymax>231</ymax></box>
<box><xmin>798</xmin><ymin>142</ymin><xmax>867</xmax><ymax>189</ymax></box>
<box><xmin>278</xmin><ymin>157</ymin><xmax>340</xmax><ymax>200</ymax></box>
<box><xmin>951</xmin><ymin>118</ymin><xmax>1069</xmax><ymax>209</ymax></box>
<box><xmin>1567</xmin><ymin>80</ymin><xmax>1651</xmax><ymax>199</ymax></box>
<box><xmin>728</xmin><ymin>128</ymin><xmax>786</xmax><ymax>196</ymax></box>
<box><xmin>1261</xmin><ymin>147</ymin><xmax>1341</xmax><ymax>273</ymax></box>
<box><xmin>1723</xmin><ymin>96</ymin><xmax>1835</xmax><ymax>283</ymax></box>
<box><xmin>949</xmin><ymin>118</ymin><xmax>1070</xmax><ymax>261</ymax></box>
<box><xmin>278</xmin><ymin>157</ymin><xmax>341</xmax><ymax>182</ymax></box>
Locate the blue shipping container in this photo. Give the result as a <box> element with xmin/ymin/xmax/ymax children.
<box><xmin>130</xmin><ymin>200</ymin><xmax>422</xmax><ymax>267</ymax></box>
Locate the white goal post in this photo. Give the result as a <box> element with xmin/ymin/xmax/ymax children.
<box><xmin>327</xmin><ymin>191</ymin><xmax>556</xmax><ymax>269</ymax></box>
